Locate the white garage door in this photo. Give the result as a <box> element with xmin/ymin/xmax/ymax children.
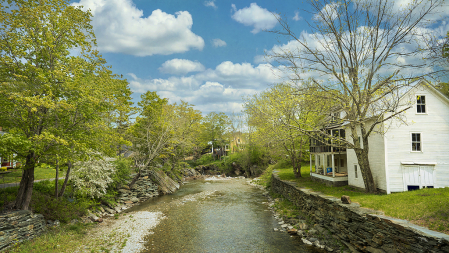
<box><xmin>403</xmin><ymin>165</ymin><xmax>435</xmax><ymax>191</ymax></box>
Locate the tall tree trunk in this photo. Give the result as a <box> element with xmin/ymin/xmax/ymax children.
<box><xmin>355</xmin><ymin>148</ymin><xmax>376</xmax><ymax>192</ymax></box>
<box><xmin>58</xmin><ymin>161</ymin><xmax>71</xmax><ymax>197</ymax></box>
<box><xmin>54</xmin><ymin>157</ymin><xmax>59</xmax><ymax>199</ymax></box>
<box><xmin>351</xmin><ymin>125</ymin><xmax>376</xmax><ymax>193</ymax></box>
<box><xmin>14</xmin><ymin>152</ymin><xmax>35</xmax><ymax>210</ymax></box>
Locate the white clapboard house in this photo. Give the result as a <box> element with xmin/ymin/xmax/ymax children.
<box><xmin>309</xmin><ymin>79</ymin><xmax>449</xmax><ymax>193</ymax></box>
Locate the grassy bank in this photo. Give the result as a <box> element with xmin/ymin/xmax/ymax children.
<box><xmin>257</xmin><ymin>162</ymin><xmax>449</xmax><ymax>234</ymax></box>
<box><xmin>0</xmin><ymin>165</ymin><xmax>65</xmax><ymax>185</ymax></box>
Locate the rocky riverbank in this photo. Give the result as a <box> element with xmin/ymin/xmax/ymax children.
<box><xmin>84</xmin><ymin>168</ymin><xmax>202</xmax><ymax>223</ymax></box>
<box><xmin>249</xmin><ymin>178</ymin><xmax>348</xmax><ymax>253</ymax></box>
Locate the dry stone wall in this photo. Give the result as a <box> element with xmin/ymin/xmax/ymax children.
<box><xmin>0</xmin><ymin>210</ymin><xmax>47</xmax><ymax>251</ymax></box>
<box><xmin>271</xmin><ymin>173</ymin><xmax>449</xmax><ymax>253</ymax></box>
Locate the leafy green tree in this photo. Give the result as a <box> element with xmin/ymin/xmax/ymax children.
<box><xmin>201</xmin><ymin>112</ymin><xmax>231</xmax><ymax>154</ymax></box>
<box><xmin>244</xmin><ymin>84</ymin><xmax>324</xmax><ymax>177</ymax></box>
<box><xmin>0</xmin><ymin>0</ymin><xmax>131</xmax><ymax>209</ymax></box>
<box><xmin>167</xmin><ymin>101</ymin><xmax>203</xmax><ymax>168</ymax></box>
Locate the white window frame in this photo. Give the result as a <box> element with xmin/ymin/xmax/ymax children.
<box><xmin>410</xmin><ymin>132</ymin><xmax>423</xmax><ymax>152</ymax></box>
<box><xmin>416</xmin><ymin>94</ymin><xmax>427</xmax><ymax>114</ymax></box>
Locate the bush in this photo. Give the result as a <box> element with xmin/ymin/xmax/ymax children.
<box><xmin>71</xmin><ymin>157</ymin><xmax>115</xmax><ymax>198</ymax></box>
<box><xmin>110</xmin><ymin>157</ymin><xmax>133</xmax><ymax>188</ymax></box>
<box><xmin>31</xmin><ymin>191</ymin><xmax>89</xmax><ymax>223</ymax></box>
<box><xmin>193</xmin><ymin>154</ymin><xmax>214</xmax><ymax>166</ymax></box>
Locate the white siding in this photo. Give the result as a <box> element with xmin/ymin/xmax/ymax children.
<box><xmin>385</xmin><ymin>83</ymin><xmax>449</xmax><ymax>192</ymax></box>
<box><xmin>346</xmin><ymin>123</ymin><xmax>387</xmax><ymax>191</ymax></box>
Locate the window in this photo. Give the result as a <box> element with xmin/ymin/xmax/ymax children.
<box><xmin>354</xmin><ymin>165</ymin><xmax>358</xmax><ymax>178</ymax></box>
<box><xmin>411</xmin><ymin>133</ymin><xmax>421</xmax><ymax>151</ymax></box>
<box><xmin>417</xmin><ymin>95</ymin><xmax>426</xmax><ymax>114</ymax></box>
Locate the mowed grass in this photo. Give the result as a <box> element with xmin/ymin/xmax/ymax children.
<box><xmin>0</xmin><ymin>166</ymin><xmax>64</xmax><ymax>184</ymax></box>
<box><xmin>269</xmin><ymin>162</ymin><xmax>449</xmax><ymax>234</ymax></box>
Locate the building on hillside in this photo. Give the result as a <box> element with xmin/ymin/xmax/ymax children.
<box><xmin>309</xmin><ymin>110</ymin><xmax>349</xmax><ymax>187</ymax></box>
<box><xmin>229</xmin><ymin>132</ymin><xmax>246</xmax><ymax>153</ymax></box>
<box><xmin>0</xmin><ymin>128</ymin><xmax>20</xmax><ymax>169</ymax></box>
<box><xmin>309</xmin><ymin>79</ymin><xmax>449</xmax><ymax>193</ymax></box>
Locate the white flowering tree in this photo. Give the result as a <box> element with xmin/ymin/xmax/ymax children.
<box><xmin>71</xmin><ymin>157</ymin><xmax>116</xmax><ymax>198</ymax></box>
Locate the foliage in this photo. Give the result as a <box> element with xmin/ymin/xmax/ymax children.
<box><xmin>274</xmin><ymin>163</ymin><xmax>449</xmax><ymax>234</ymax></box>
<box><xmin>0</xmin><ymin>0</ymin><xmax>132</xmax><ymax>209</ymax></box>
<box><xmin>31</xmin><ymin>191</ymin><xmax>89</xmax><ymax>223</ymax></box>
<box><xmin>201</xmin><ymin>112</ymin><xmax>231</xmax><ymax>148</ymax></box>
<box><xmin>110</xmin><ymin>157</ymin><xmax>133</xmax><ymax>188</ymax></box>
<box><xmin>71</xmin><ymin>157</ymin><xmax>116</xmax><ymax>198</ymax></box>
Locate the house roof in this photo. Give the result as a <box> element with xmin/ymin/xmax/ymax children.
<box><xmin>322</xmin><ymin>78</ymin><xmax>444</xmax><ymax>129</ymax></box>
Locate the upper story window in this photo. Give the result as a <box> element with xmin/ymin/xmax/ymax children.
<box><xmin>411</xmin><ymin>133</ymin><xmax>421</xmax><ymax>152</ymax></box>
<box><xmin>417</xmin><ymin>95</ymin><xmax>426</xmax><ymax>114</ymax></box>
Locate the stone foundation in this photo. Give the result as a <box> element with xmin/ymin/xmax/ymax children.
<box><xmin>0</xmin><ymin>210</ymin><xmax>47</xmax><ymax>251</ymax></box>
<box><xmin>271</xmin><ymin>173</ymin><xmax>449</xmax><ymax>253</ymax></box>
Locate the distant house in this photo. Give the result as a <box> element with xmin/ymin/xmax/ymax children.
<box><xmin>229</xmin><ymin>132</ymin><xmax>246</xmax><ymax>153</ymax></box>
<box><xmin>0</xmin><ymin>128</ymin><xmax>20</xmax><ymax>169</ymax></box>
<box><xmin>309</xmin><ymin>79</ymin><xmax>449</xmax><ymax>193</ymax></box>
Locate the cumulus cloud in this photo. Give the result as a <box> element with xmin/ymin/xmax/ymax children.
<box><xmin>231</xmin><ymin>3</ymin><xmax>278</xmax><ymax>34</ymax></box>
<box><xmin>293</xmin><ymin>11</ymin><xmax>302</xmax><ymax>21</ymax></box>
<box><xmin>212</xmin><ymin>38</ymin><xmax>227</xmax><ymax>47</ymax></box>
<box><xmin>313</xmin><ymin>3</ymin><xmax>339</xmax><ymax>21</ymax></box>
<box><xmin>204</xmin><ymin>0</ymin><xmax>217</xmax><ymax>9</ymax></box>
<box><xmin>159</xmin><ymin>59</ymin><xmax>205</xmax><ymax>75</ymax></box>
<box><xmin>127</xmin><ymin>61</ymin><xmax>284</xmax><ymax>114</ymax></box>
<box><xmin>72</xmin><ymin>0</ymin><xmax>204</xmax><ymax>56</ymax></box>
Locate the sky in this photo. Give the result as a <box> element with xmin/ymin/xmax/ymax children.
<box><xmin>68</xmin><ymin>0</ymin><xmax>449</xmax><ymax>115</ymax></box>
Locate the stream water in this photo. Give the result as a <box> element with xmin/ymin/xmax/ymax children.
<box><xmin>127</xmin><ymin>177</ymin><xmax>317</xmax><ymax>253</ymax></box>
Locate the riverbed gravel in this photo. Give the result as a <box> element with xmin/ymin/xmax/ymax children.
<box><xmin>75</xmin><ymin>211</ymin><xmax>165</xmax><ymax>253</ymax></box>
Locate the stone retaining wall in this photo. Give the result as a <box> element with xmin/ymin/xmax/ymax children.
<box><xmin>0</xmin><ymin>210</ymin><xmax>47</xmax><ymax>251</ymax></box>
<box><xmin>271</xmin><ymin>173</ymin><xmax>449</xmax><ymax>253</ymax></box>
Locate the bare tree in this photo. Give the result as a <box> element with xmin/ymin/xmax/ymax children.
<box><xmin>268</xmin><ymin>0</ymin><xmax>444</xmax><ymax>192</ymax></box>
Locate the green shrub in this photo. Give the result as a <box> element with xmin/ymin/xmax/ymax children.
<box><xmin>193</xmin><ymin>154</ymin><xmax>214</xmax><ymax>166</ymax></box>
<box><xmin>31</xmin><ymin>192</ymin><xmax>89</xmax><ymax>223</ymax></box>
<box><xmin>110</xmin><ymin>157</ymin><xmax>133</xmax><ymax>188</ymax></box>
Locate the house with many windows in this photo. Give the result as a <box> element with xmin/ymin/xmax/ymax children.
<box><xmin>309</xmin><ymin>79</ymin><xmax>449</xmax><ymax>193</ymax></box>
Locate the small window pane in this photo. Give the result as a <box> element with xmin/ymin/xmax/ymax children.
<box><xmin>411</xmin><ymin>133</ymin><xmax>421</xmax><ymax>152</ymax></box>
<box><xmin>417</xmin><ymin>96</ymin><xmax>426</xmax><ymax>114</ymax></box>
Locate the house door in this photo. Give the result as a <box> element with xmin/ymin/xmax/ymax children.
<box><xmin>403</xmin><ymin>165</ymin><xmax>435</xmax><ymax>191</ymax></box>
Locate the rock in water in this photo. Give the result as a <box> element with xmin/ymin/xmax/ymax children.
<box><xmin>341</xmin><ymin>195</ymin><xmax>351</xmax><ymax>204</ymax></box>
<box><xmin>287</xmin><ymin>228</ymin><xmax>298</xmax><ymax>235</ymax></box>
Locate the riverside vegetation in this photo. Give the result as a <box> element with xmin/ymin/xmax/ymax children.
<box><xmin>255</xmin><ymin>161</ymin><xmax>449</xmax><ymax>235</ymax></box>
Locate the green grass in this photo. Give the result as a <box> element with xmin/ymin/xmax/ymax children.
<box><xmin>264</xmin><ymin>162</ymin><xmax>449</xmax><ymax>234</ymax></box>
<box><xmin>6</xmin><ymin>223</ymin><xmax>92</xmax><ymax>253</ymax></box>
<box><xmin>1</xmin><ymin>166</ymin><xmax>65</xmax><ymax>184</ymax></box>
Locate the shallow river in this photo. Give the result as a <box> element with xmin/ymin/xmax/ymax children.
<box><xmin>127</xmin><ymin>178</ymin><xmax>316</xmax><ymax>253</ymax></box>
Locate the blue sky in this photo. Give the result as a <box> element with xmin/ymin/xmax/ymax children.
<box><xmin>69</xmin><ymin>0</ymin><xmax>449</xmax><ymax>115</ymax></box>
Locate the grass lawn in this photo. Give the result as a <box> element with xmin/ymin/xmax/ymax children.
<box><xmin>263</xmin><ymin>162</ymin><xmax>449</xmax><ymax>234</ymax></box>
<box><xmin>0</xmin><ymin>166</ymin><xmax>65</xmax><ymax>184</ymax></box>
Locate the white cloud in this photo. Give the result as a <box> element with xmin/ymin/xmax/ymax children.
<box><xmin>231</xmin><ymin>3</ymin><xmax>278</xmax><ymax>34</ymax></box>
<box><xmin>293</xmin><ymin>11</ymin><xmax>302</xmax><ymax>21</ymax></box>
<box><xmin>127</xmin><ymin>61</ymin><xmax>284</xmax><ymax>114</ymax></box>
<box><xmin>212</xmin><ymin>38</ymin><xmax>227</xmax><ymax>47</ymax></box>
<box><xmin>204</xmin><ymin>0</ymin><xmax>217</xmax><ymax>9</ymax></box>
<box><xmin>159</xmin><ymin>59</ymin><xmax>205</xmax><ymax>75</ymax></box>
<box><xmin>72</xmin><ymin>0</ymin><xmax>204</xmax><ymax>56</ymax></box>
<box><xmin>313</xmin><ymin>3</ymin><xmax>339</xmax><ymax>21</ymax></box>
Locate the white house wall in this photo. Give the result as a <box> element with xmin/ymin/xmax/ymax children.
<box><xmin>346</xmin><ymin>121</ymin><xmax>387</xmax><ymax>191</ymax></box>
<box><xmin>384</xmin><ymin>83</ymin><xmax>449</xmax><ymax>192</ymax></box>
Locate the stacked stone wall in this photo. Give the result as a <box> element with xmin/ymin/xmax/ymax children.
<box><xmin>271</xmin><ymin>174</ymin><xmax>449</xmax><ymax>253</ymax></box>
<box><xmin>0</xmin><ymin>210</ymin><xmax>47</xmax><ymax>251</ymax></box>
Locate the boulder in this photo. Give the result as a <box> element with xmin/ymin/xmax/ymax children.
<box><xmin>287</xmin><ymin>228</ymin><xmax>298</xmax><ymax>235</ymax></box>
<box><xmin>341</xmin><ymin>195</ymin><xmax>351</xmax><ymax>204</ymax></box>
